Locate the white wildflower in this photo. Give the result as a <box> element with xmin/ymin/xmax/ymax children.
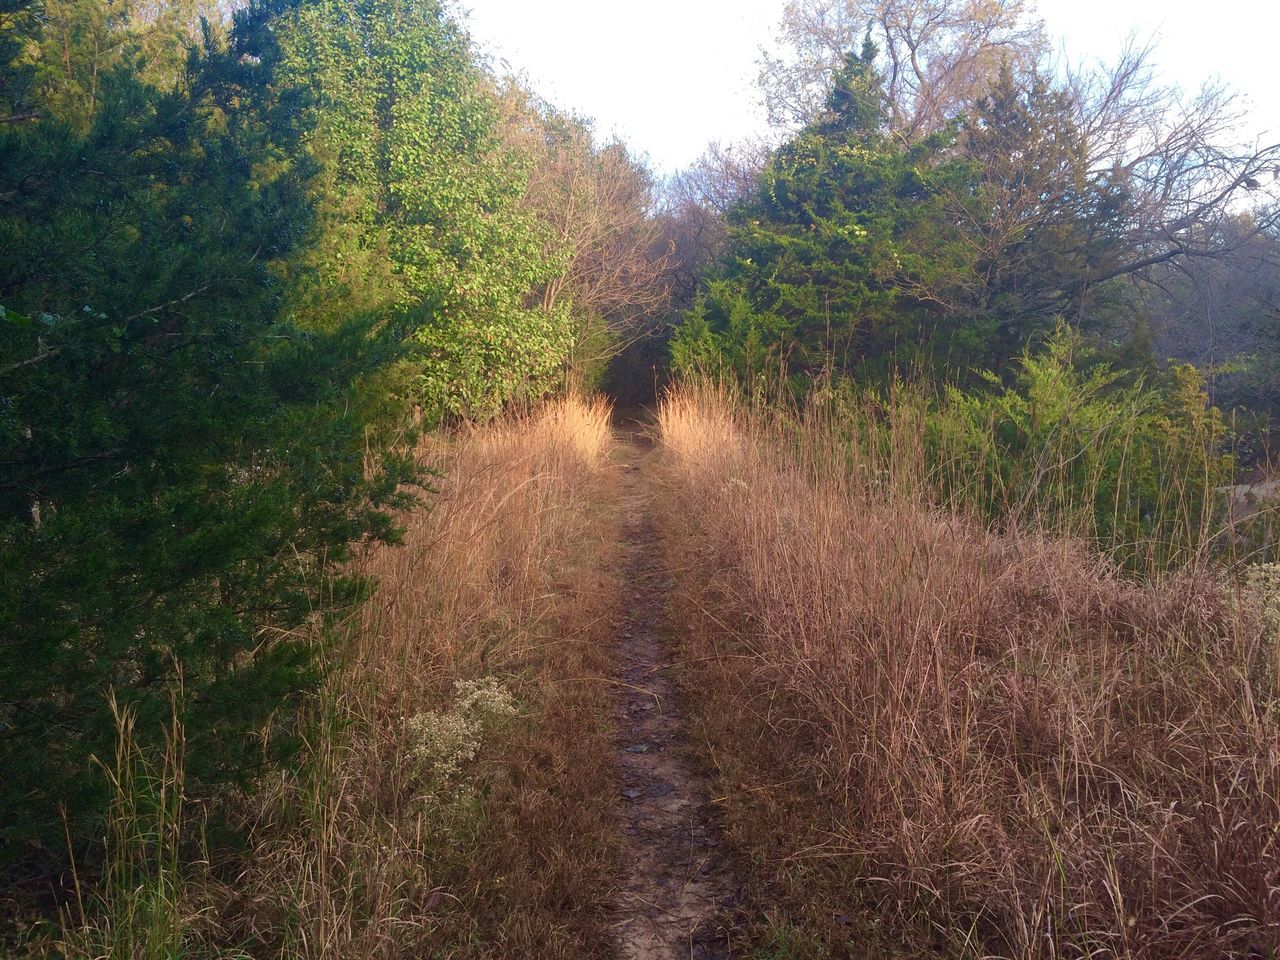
<box><xmin>405</xmin><ymin>710</ymin><xmax>481</xmax><ymax>786</ymax></box>
<box><xmin>403</xmin><ymin>676</ymin><xmax>517</xmax><ymax>808</ymax></box>
<box><xmin>1245</xmin><ymin>562</ymin><xmax>1280</xmax><ymax>635</ymax></box>
<box><xmin>454</xmin><ymin>676</ymin><xmax>517</xmax><ymax>721</ymax></box>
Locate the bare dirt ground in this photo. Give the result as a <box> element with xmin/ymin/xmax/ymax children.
<box><xmin>608</xmin><ymin>426</ymin><xmax>738</xmax><ymax>960</ymax></box>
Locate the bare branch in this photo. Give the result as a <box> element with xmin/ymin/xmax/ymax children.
<box><xmin>758</xmin><ymin>0</ymin><xmax>1045</xmax><ymax>138</ymax></box>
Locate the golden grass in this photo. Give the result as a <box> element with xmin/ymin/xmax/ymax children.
<box><xmin>196</xmin><ymin>395</ymin><xmax>623</xmax><ymax>958</ymax></box>
<box><xmin>656</xmin><ymin>384</ymin><xmax>1280</xmax><ymax>959</ymax></box>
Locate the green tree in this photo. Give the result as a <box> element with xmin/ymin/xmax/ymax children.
<box><xmin>29</xmin><ymin>0</ymin><xmax>221</xmax><ymax>129</ymax></box>
<box><xmin>0</xmin><ymin>14</ymin><xmax>415</xmax><ymax>859</ymax></box>
<box><xmin>673</xmin><ymin>40</ymin><xmax>971</xmax><ymax>388</ymax></box>
<box><xmin>1</xmin><ymin>0</ymin><xmax>40</xmax><ymax>121</ymax></box>
<box><xmin>274</xmin><ymin>0</ymin><xmax>569</xmax><ymax>420</ymax></box>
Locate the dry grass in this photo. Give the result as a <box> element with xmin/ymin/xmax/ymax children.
<box><xmin>190</xmin><ymin>396</ymin><xmax>623</xmax><ymax>958</ymax></box>
<box><xmin>656</xmin><ymin>384</ymin><xmax>1280</xmax><ymax>959</ymax></box>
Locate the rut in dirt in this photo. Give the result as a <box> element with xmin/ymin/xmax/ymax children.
<box><xmin>609</xmin><ymin>428</ymin><xmax>738</xmax><ymax>960</ymax></box>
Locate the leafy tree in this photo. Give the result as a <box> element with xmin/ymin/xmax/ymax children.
<box><xmin>700</xmin><ymin>2</ymin><xmax>1280</xmax><ymax>406</ymax></box>
<box><xmin>673</xmin><ymin>41</ymin><xmax>971</xmax><ymax>387</ymax></box>
<box><xmin>674</xmin><ymin>47</ymin><xmax>1241</xmax><ymax>388</ymax></box>
<box><xmin>0</xmin><ymin>13</ymin><xmax>415</xmax><ymax>859</ymax></box>
<box><xmin>273</xmin><ymin>0</ymin><xmax>569</xmax><ymax>420</ymax></box>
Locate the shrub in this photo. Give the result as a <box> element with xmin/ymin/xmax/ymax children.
<box><xmin>926</xmin><ymin>328</ymin><xmax>1232</xmax><ymax>568</ymax></box>
<box><xmin>406</xmin><ymin>677</ymin><xmax>518</xmax><ymax>807</ymax></box>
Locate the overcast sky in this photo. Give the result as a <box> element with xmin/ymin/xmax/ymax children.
<box><xmin>458</xmin><ymin>0</ymin><xmax>1280</xmax><ymax>175</ymax></box>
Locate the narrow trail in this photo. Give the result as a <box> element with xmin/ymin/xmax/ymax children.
<box><xmin>609</xmin><ymin>425</ymin><xmax>737</xmax><ymax>960</ymax></box>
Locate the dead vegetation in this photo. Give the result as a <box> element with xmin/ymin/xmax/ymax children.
<box><xmin>41</xmin><ymin>387</ymin><xmax>1280</xmax><ymax>959</ymax></box>
<box><xmin>186</xmin><ymin>397</ymin><xmax>624</xmax><ymax>958</ymax></box>
<box><xmin>656</xmin><ymin>384</ymin><xmax>1280</xmax><ymax>959</ymax></box>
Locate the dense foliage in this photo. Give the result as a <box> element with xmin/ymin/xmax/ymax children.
<box><xmin>0</xmin><ymin>0</ymin><xmax>587</xmax><ymax>863</ymax></box>
<box><xmin>925</xmin><ymin>330</ymin><xmax>1231</xmax><ymax>566</ymax></box>
<box><xmin>673</xmin><ymin>42</ymin><xmax>969</xmax><ymax>385</ymax></box>
<box><xmin>671</xmin><ymin>47</ymin><xmax>1147</xmax><ymax>388</ymax></box>
<box><xmin>0</xmin><ymin>5</ymin><xmax>418</xmax><ymax>857</ymax></box>
<box><xmin>274</xmin><ymin>0</ymin><xmax>570</xmax><ymax>419</ymax></box>
<box><xmin>669</xmin><ymin>40</ymin><xmax>1244</xmax><ymax>565</ymax></box>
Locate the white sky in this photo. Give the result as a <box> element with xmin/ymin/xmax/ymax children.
<box><xmin>458</xmin><ymin>0</ymin><xmax>1280</xmax><ymax>175</ymax></box>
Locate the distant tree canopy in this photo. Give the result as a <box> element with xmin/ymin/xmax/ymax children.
<box><xmin>757</xmin><ymin>0</ymin><xmax>1044</xmax><ymax>137</ymax></box>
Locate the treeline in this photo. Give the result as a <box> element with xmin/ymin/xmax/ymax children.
<box><xmin>0</xmin><ymin>0</ymin><xmax>668</xmax><ymax>869</ymax></box>
<box><xmin>664</xmin><ymin>0</ymin><xmax>1280</xmax><ymax>401</ymax></box>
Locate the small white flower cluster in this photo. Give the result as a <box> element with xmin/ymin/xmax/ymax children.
<box><xmin>453</xmin><ymin>676</ymin><xmax>517</xmax><ymax>720</ymax></box>
<box><xmin>404</xmin><ymin>677</ymin><xmax>517</xmax><ymax>805</ymax></box>
<box><xmin>1245</xmin><ymin>563</ymin><xmax>1280</xmax><ymax>636</ymax></box>
<box><xmin>405</xmin><ymin>710</ymin><xmax>481</xmax><ymax>786</ymax></box>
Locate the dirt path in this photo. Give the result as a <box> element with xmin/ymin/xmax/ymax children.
<box><xmin>609</xmin><ymin>427</ymin><xmax>737</xmax><ymax>960</ymax></box>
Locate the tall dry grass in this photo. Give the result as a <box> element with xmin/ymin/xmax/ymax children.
<box><xmin>657</xmin><ymin>384</ymin><xmax>1280</xmax><ymax>959</ymax></box>
<box><xmin>63</xmin><ymin>396</ymin><xmax>625</xmax><ymax>959</ymax></box>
